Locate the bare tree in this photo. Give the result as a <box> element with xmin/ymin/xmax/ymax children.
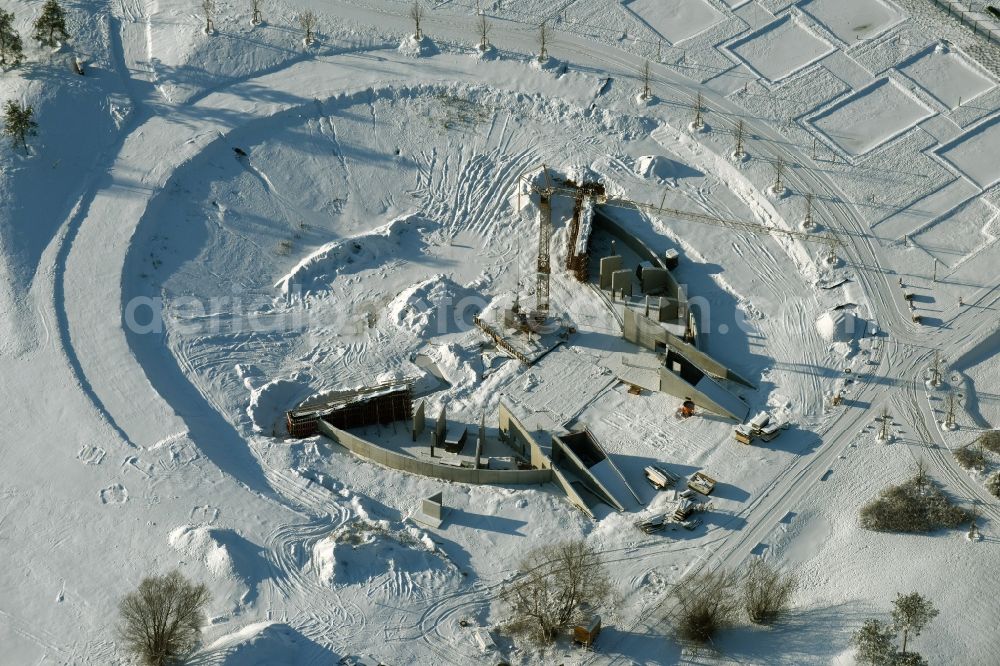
<box><xmin>672</xmin><ymin>568</ymin><xmax>739</xmax><ymax>644</ymax></box>
<box><xmin>410</xmin><ymin>1</ymin><xmax>424</xmax><ymax>40</ymax></box>
<box><xmin>299</xmin><ymin>10</ymin><xmax>317</xmax><ymax>45</ymax></box>
<box><xmin>742</xmin><ymin>558</ymin><xmax>797</xmax><ymax>624</ymax></box>
<box><xmin>250</xmin><ymin>0</ymin><xmax>262</xmax><ymax>25</ymax></box>
<box><xmin>692</xmin><ymin>92</ymin><xmax>704</xmax><ymax>129</ymax></box>
<box><xmin>733</xmin><ymin>118</ymin><xmax>745</xmax><ymax>158</ymax></box>
<box><xmin>502</xmin><ymin>540</ymin><xmax>611</xmax><ymax>644</ymax></box>
<box><xmin>538</xmin><ymin>20</ymin><xmax>548</xmax><ymax>61</ymax></box>
<box><xmin>772</xmin><ymin>157</ymin><xmax>785</xmax><ymax>193</ymax></box>
<box><xmin>640</xmin><ymin>60</ymin><xmax>651</xmax><ymax>99</ymax></box>
<box><xmin>913</xmin><ymin>458</ymin><xmax>929</xmax><ymax>493</ymax></box>
<box><xmin>201</xmin><ymin>0</ymin><xmax>215</xmax><ymax>34</ymax></box>
<box><xmin>118</xmin><ymin>570</ymin><xmax>211</xmax><ymax>666</ymax></box>
<box><xmin>477</xmin><ymin>14</ymin><xmax>490</xmax><ymax>51</ymax></box>
<box><xmin>891</xmin><ymin>592</ymin><xmax>938</xmax><ymax>656</ymax></box>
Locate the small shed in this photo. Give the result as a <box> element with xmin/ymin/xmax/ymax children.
<box><xmin>574</xmin><ymin>615</ymin><xmax>602</xmax><ymax>647</ymax></box>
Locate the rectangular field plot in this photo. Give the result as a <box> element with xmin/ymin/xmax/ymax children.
<box><xmin>899</xmin><ymin>48</ymin><xmax>995</xmax><ymax>110</ymax></box>
<box><xmin>728</xmin><ymin>15</ymin><xmax>834</xmax><ymax>82</ymax></box>
<box><xmin>626</xmin><ymin>0</ymin><xmax>724</xmax><ymax>44</ymax></box>
<box><xmin>810</xmin><ymin>79</ymin><xmax>933</xmax><ymax>157</ymax></box>
<box><xmin>938</xmin><ymin>116</ymin><xmax>1000</xmax><ymax>188</ymax></box>
<box><xmin>912</xmin><ymin>198</ymin><xmax>998</xmax><ymax>267</ymax></box>
<box><xmin>799</xmin><ymin>0</ymin><xmax>903</xmax><ymax>43</ymax></box>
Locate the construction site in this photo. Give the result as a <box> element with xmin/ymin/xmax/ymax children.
<box><xmin>284</xmin><ymin>163</ymin><xmax>840</xmax><ymax>519</ymax></box>
<box><xmin>11</xmin><ymin>0</ymin><xmax>999</xmax><ymax>659</ymax></box>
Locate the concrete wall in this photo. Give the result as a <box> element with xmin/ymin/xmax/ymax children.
<box><xmin>550</xmin><ymin>466</ymin><xmax>596</xmax><ymax>519</ymax></box>
<box><xmin>412</xmin><ymin>400</ymin><xmax>425</xmax><ymax>441</ymax></box>
<box><xmin>498</xmin><ymin>402</ymin><xmax>551</xmax><ymax>470</ymax></box>
<box><xmin>658</xmin><ymin>368</ymin><xmax>744</xmax><ymax>421</ymax></box>
<box><xmin>552</xmin><ymin>436</ymin><xmax>624</xmax><ymax>512</ymax></box>
<box><xmin>594</xmin><ymin>209</ymin><xmax>688</xmax><ymax>317</ymax></box>
<box><xmin>599</xmin><ymin>255</ymin><xmax>622</xmax><ymax>289</ymax></box>
<box><xmin>623</xmin><ymin>309</ymin><xmax>753</xmax><ymax>386</ymax></box>
<box><xmin>640</xmin><ymin>267</ymin><xmax>670</xmax><ymax>295</ymax></box>
<box><xmin>624</xmin><ymin>307</ymin><xmax>676</xmax><ymax>351</ymax></box>
<box><xmin>595</xmin><ymin>209</ymin><xmax>665</xmax><ymax>269</ymax></box>
<box><xmin>318</xmin><ymin>420</ymin><xmax>553</xmax><ymax>485</ymax></box>
<box><xmin>475</xmin><ymin>413</ymin><xmax>485</xmax><ymax>469</ymax></box>
<box><xmin>433</xmin><ymin>405</ymin><xmax>447</xmax><ymax>449</ymax></box>
<box><xmin>611</xmin><ymin>269</ymin><xmax>633</xmax><ymax>298</ymax></box>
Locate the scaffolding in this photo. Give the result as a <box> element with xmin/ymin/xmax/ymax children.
<box><xmin>564</xmin><ymin>180</ymin><xmax>606</xmax><ymax>282</ymax></box>
<box><xmin>286</xmin><ymin>381</ymin><xmax>414</xmax><ymax>437</ymax></box>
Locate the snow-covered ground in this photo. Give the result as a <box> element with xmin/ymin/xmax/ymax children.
<box><xmin>1</xmin><ymin>0</ymin><xmax>997</xmax><ymax>663</ymax></box>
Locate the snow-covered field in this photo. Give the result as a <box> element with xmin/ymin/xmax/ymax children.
<box><xmin>1</xmin><ymin>0</ymin><xmax>998</xmax><ymax>664</ymax></box>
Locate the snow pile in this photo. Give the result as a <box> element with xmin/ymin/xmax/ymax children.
<box><xmin>247</xmin><ymin>375</ymin><xmax>312</xmax><ymax>434</ymax></box>
<box><xmin>635</xmin><ymin>155</ymin><xmax>680</xmax><ymax>182</ymax></box>
<box><xmin>566</xmin><ymin>163</ymin><xmax>602</xmax><ymax>185</ymax></box>
<box><xmin>815</xmin><ymin>310</ymin><xmax>862</xmax><ymax>343</ymax></box>
<box><xmin>169</xmin><ymin>525</ymin><xmax>236</xmax><ymax>578</ymax></box>
<box><xmin>311</xmin><ymin>520</ymin><xmax>456</xmax><ymax>594</ymax></box>
<box><xmin>274</xmin><ymin>213</ymin><xmax>437</xmax><ymax>299</ymax></box>
<box><xmin>529</xmin><ymin>55</ymin><xmax>564</xmax><ymax>73</ymax></box>
<box><xmin>388</xmin><ymin>275</ymin><xmax>483</xmax><ymax>337</ymax></box>
<box><xmin>203</xmin><ymin>622</ymin><xmax>326</xmax><ymax>664</ymax></box>
<box><xmin>398</xmin><ymin>35</ymin><xmax>439</xmax><ymax>57</ymax></box>
<box><xmin>471</xmin><ymin>43</ymin><xmax>498</xmax><ymax>60</ymax></box>
<box><xmin>428</xmin><ymin>343</ymin><xmax>482</xmax><ymax>398</ymax></box>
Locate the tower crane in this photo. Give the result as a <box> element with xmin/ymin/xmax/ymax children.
<box><xmin>535</xmin><ymin>165</ymin><xmax>555</xmax><ymax>314</ymax></box>
<box><xmin>519</xmin><ymin>172</ymin><xmax>845</xmax><ymax>250</ymax></box>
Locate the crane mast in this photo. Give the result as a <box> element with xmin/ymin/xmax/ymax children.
<box><xmin>535</xmin><ymin>166</ymin><xmax>554</xmax><ymax>314</ymax></box>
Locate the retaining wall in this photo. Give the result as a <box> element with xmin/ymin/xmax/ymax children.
<box><xmin>318</xmin><ymin>420</ymin><xmax>553</xmax><ymax>485</ymax></box>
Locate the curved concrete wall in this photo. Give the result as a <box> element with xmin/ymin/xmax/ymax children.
<box><xmin>318</xmin><ymin>420</ymin><xmax>553</xmax><ymax>486</ymax></box>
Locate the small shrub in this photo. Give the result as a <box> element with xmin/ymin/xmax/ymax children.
<box><xmin>860</xmin><ymin>473</ymin><xmax>972</xmax><ymax>533</ymax></box>
<box><xmin>986</xmin><ymin>471</ymin><xmax>1000</xmax><ymax>498</ymax></box>
<box><xmin>953</xmin><ymin>443</ymin><xmax>986</xmax><ymax>470</ymax></box>
<box><xmin>742</xmin><ymin>558</ymin><xmax>797</xmax><ymax>624</ymax></box>
<box><xmin>978</xmin><ymin>430</ymin><xmax>1000</xmax><ymax>454</ymax></box>
<box><xmin>671</xmin><ymin>568</ymin><xmax>739</xmax><ymax>644</ymax></box>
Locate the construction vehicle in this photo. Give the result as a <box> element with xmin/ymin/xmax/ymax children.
<box><xmin>681</xmin><ymin>517</ymin><xmax>703</xmax><ymax>531</ymax></box>
<box><xmin>673</xmin><ymin>499</ymin><xmax>694</xmax><ymax>521</ymax></box>
<box><xmin>636</xmin><ymin>513</ymin><xmax>670</xmax><ymax>534</ymax></box>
